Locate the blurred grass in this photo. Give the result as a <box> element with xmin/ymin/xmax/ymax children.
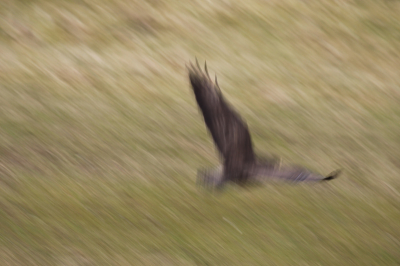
<box><xmin>0</xmin><ymin>0</ymin><xmax>400</xmax><ymax>265</ymax></box>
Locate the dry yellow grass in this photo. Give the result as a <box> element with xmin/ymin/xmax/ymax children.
<box><xmin>0</xmin><ymin>0</ymin><xmax>400</xmax><ymax>265</ymax></box>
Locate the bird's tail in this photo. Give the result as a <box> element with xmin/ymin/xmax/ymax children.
<box><xmin>196</xmin><ymin>166</ymin><xmax>224</xmax><ymax>188</ymax></box>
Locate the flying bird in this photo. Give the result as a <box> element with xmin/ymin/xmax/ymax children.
<box><xmin>188</xmin><ymin>60</ymin><xmax>340</xmax><ymax>189</ymax></box>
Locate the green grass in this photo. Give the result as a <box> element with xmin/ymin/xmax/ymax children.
<box><xmin>1</xmin><ymin>0</ymin><xmax>400</xmax><ymax>265</ymax></box>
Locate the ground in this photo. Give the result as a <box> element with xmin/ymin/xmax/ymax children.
<box><xmin>0</xmin><ymin>0</ymin><xmax>400</xmax><ymax>265</ymax></box>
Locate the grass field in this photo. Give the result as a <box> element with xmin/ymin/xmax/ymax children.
<box><xmin>1</xmin><ymin>0</ymin><xmax>400</xmax><ymax>265</ymax></box>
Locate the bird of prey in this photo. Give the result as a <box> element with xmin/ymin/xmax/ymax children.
<box><xmin>188</xmin><ymin>60</ymin><xmax>340</xmax><ymax>189</ymax></box>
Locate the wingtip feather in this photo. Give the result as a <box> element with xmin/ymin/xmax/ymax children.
<box><xmin>323</xmin><ymin>169</ymin><xmax>342</xmax><ymax>181</ymax></box>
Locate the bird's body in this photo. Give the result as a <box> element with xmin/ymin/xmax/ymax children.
<box><xmin>188</xmin><ymin>60</ymin><xmax>339</xmax><ymax>189</ymax></box>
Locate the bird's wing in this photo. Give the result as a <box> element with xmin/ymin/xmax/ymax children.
<box><xmin>249</xmin><ymin>163</ymin><xmax>341</xmax><ymax>183</ymax></box>
<box><xmin>188</xmin><ymin>60</ymin><xmax>255</xmax><ymax>164</ymax></box>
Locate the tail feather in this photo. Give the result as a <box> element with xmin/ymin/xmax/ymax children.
<box><xmin>197</xmin><ymin>166</ymin><xmax>224</xmax><ymax>188</ymax></box>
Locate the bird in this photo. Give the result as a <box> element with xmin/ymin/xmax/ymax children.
<box><xmin>188</xmin><ymin>59</ymin><xmax>340</xmax><ymax>189</ymax></box>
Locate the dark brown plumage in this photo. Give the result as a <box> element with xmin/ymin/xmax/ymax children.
<box><xmin>188</xmin><ymin>60</ymin><xmax>340</xmax><ymax>189</ymax></box>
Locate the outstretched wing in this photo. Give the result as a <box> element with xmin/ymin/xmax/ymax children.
<box><xmin>249</xmin><ymin>163</ymin><xmax>341</xmax><ymax>183</ymax></box>
<box><xmin>188</xmin><ymin>60</ymin><xmax>255</xmax><ymax>164</ymax></box>
<box><xmin>197</xmin><ymin>163</ymin><xmax>340</xmax><ymax>189</ymax></box>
